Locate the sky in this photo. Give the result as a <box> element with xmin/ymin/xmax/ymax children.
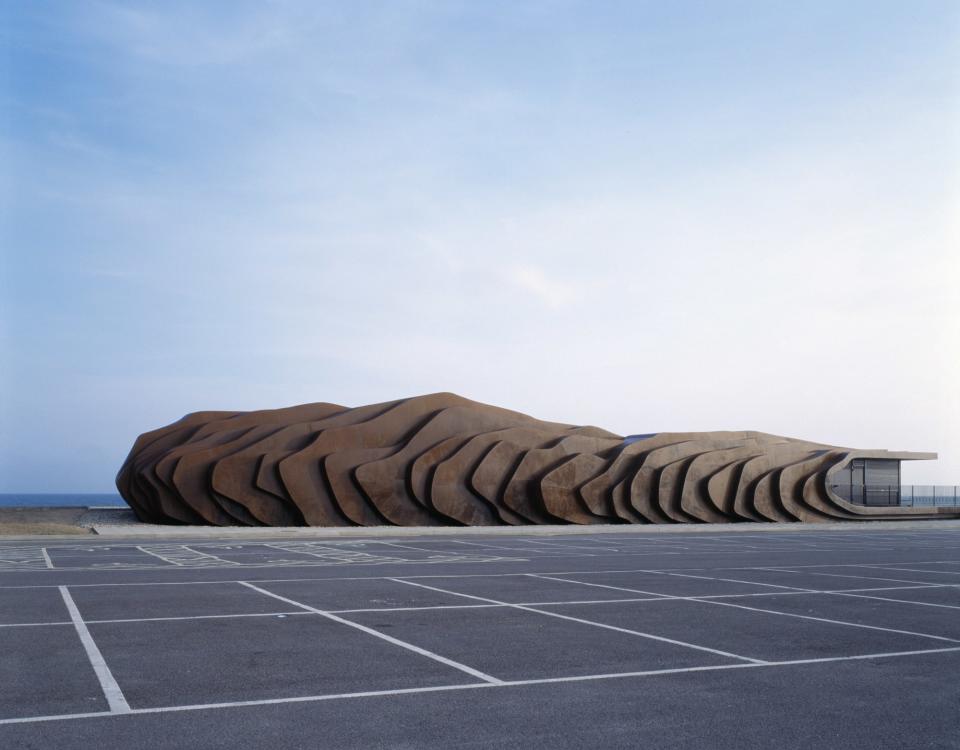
<box><xmin>1</xmin><ymin>0</ymin><xmax>958</xmax><ymax>493</ymax></box>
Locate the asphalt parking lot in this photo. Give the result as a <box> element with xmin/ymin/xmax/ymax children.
<box><xmin>1</xmin><ymin>528</ymin><xmax>959</xmax><ymax>749</ymax></box>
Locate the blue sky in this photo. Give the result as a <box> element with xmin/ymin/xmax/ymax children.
<box><xmin>1</xmin><ymin>1</ymin><xmax>958</xmax><ymax>492</ymax></box>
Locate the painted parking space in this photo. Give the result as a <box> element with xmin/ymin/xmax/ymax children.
<box><xmin>68</xmin><ymin>581</ymin><xmax>299</xmax><ymax>622</ymax></box>
<box><xmin>0</xmin><ymin>527</ymin><xmax>958</xmax><ymax>750</ymax></box>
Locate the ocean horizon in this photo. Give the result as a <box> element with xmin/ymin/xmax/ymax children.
<box><xmin>0</xmin><ymin>493</ymin><xmax>127</xmax><ymax>508</ymax></box>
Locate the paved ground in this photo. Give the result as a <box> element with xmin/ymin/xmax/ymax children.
<box><xmin>1</xmin><ymin>527</ymin><xmax>958</xmax><ymax>749</ymax></box>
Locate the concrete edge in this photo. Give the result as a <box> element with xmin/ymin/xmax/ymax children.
<box><xmin>82</xmin><ymin>518</ymin><xmax>960</xmax><ymax>540</ymax></box>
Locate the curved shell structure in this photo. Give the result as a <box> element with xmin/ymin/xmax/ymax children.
<box><xmin>117</xmin><ymin>393</ymin><xmax>950</xmax><ymax>526</ymax></box>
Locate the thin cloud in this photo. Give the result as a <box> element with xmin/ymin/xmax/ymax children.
<box><xmin>3</xmin><ymin>2</ymin><xmax>958</xmax><ymax>490</ymax></box>
<box><xmin>506</xmin><ymin>264</ymin><xmax>580</xmax><ymax>309</ymax></box>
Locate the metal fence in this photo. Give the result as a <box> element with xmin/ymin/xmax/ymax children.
<box><xmin>833</xmin><ymin>484</ymin><xmax>960</xmax><ymax>507</ymax></box>
<box><xmin>899</xmin><ymin>485</ymin><xmax>960</xmax><ymax>508</ymax></box>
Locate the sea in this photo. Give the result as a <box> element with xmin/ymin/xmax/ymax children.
<box><xmin>0</xmin><ymin>494</ymin><xmax>127</xmax><ymax>508</ymax></box>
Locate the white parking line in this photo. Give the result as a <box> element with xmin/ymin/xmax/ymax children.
<box><xmin>181</xmin><ymin>546</ymin><xmax>242</xmax><ymax>565</ymax></box>
<box><xmin>829</xmin><ymin>591</ymin><xmax>960</xmax><ymax>611</ymax></box>
<box><xmin>4</xmin><ymin>561</ymin><xmax>960</xmax><ymax>591</ymax></box>
<box><xmin>711</xmin><ymin>559</ymin><xmax>960</xmax><ymax>572</ymax></box>
<box><xmin>136</xmin><ymin>545</ymin><xmax>183</xmax><ymax>566</ymax></box>
<box><xmin>854</xmin><ymin>564</ymin><xmax>960</xmax><ymax>577</ymax></box>
<box><xmin>532</xmin><ymin>575</ymin><xmax>960</xmax><ymax>644</ymax></box>
<box><xmin>0</xmin><ymin>545</ymin><xmax>521</xmax><ymax>573</ymax></box>
<box><xmin>263</xmin><ymin>542</ymin><xmax>404</xmax><ymax>564</ymax></box>
<box><xmin>447</xmin><ymin>539</ymin><xmax>596</xmax><ymax>556</ymax></box>
<box><xmin>644</xmin><ymin>569</ymin><xmax>821</xmax><ymax>592</ymax></box>
<box><xmin>524</xmin><ymin>540</ymin><xmax>623</xmax><ymax>552</ymax></box>
<box><xmin>2</xmin><ymin>645</ymin><xmax>959</xmax><ymax>727</ymax></box>
<box><xmin>1</xmin><ymin>582</ymin><xmax>950</xmax><ymax>629</ymax></box>
<box><xmin>58</xmin><ymin>586</ymin><xmax>131</xmax><ymax>714</ymax></box>
<box><xmin>238</xmin><ymin>581</ymin><xmax>503</xmax><ymax>685</ymax></box>
<box><xmin>756</xmin><ymin>567</ymin><xmax>944</xmax><ymax>587</ymax></box>
<box><xmin>389</xmin><ymin>578</ymin><xmax>765</xmax><ymax>664</ymax></box>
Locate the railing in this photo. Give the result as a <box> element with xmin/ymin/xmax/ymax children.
<box><xmin>900</xmin><ymin>486</ymin><xmax>960</xmax><ymax>508</ymax></box>
<box><xmin>831</xmin><ymin>484</ymin><xmax>960</xmax><ymax>507</ymax></box>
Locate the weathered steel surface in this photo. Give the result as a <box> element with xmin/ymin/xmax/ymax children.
<box><xmin>117</xmin><ymin>393</ymin><xmax>948</xmax><ymax>525</ymax></box>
